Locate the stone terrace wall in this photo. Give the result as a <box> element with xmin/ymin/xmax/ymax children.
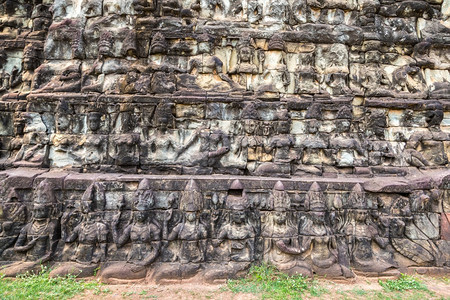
<box><xmin>0</xmin><ymin>169</ymin><xmax>449</xmax><ymax>282</ymax></box>
<box><xmin>0</xmin><ymin>0</ymin><xmax>449</xmax><ymax>176</ymax></box>
<box><xmin>0</xmin><ymin>0</ymin><xmax>449</xmax><ymax>281</ymax></box>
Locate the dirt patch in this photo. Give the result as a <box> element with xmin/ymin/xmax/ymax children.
<box><xmin>75</xmin><ymin>283</ymin><xmax>259</xmax><ymax>300</ymax></box>
<box><xmin>75</xmin><ymin>275</ymin><xmax>449</xmax><ymax>300</ymax></box>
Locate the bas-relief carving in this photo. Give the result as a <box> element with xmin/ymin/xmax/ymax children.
<box><xmin>1</xmin><ymin>180</ymin><xmax>60</xmax><ymax>277</ymax></box>
<box><xmin>261</xmin><ymin>181</ymin><xmax>310</xmax><ymax>276</ymax></box>
<box><xmin>1</xmin><ymin>176</ymin><xmax>447</xmax><ymax>280</ymax></box>
<box><xmin>50</xmin><ymin>182</ymin><xmax>108</xmax><ymax>277</ymax></box>
<box><xmin>100</xmin><ymin>179</ymin><xmax>161</xmax><ymax>283</ymax></box>
<box><xmin>0</xmin><ymin>188</ymin><xmax>27</xmax><ymax>257</ymax></box>
<box><xmin>1</xmin><ymin>1</ymin><xmax>449</xmax><ymax>175</ymax></box>
<box><xmin>0</xmin><ymin>0</ymin><xmax>449</xmax><ymax>281</ymax></box>
<box><xmin>152</xmin><ymin>179</ymin><xmax>206</xmax><ymax>283</ymax></box>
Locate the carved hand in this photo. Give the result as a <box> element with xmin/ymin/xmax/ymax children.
<box><xmin>164</xmin><ymin>209</ymin><xmax>173</xmax><ymax>221</ymax></box>
<box><xmin>131</xmin><ymin>264</ymin><xmax>145</xmax><ymax>273</ymax></box>
<box><xmin>111</xmin><ymin>212</ymin><xmax>121</xmax><ymax>227</ymax></box>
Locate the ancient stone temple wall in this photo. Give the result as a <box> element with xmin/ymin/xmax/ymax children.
<box><xmin>0</xmin><ymin>0</ymin><xmax>449</xmax><ymax>281</ymax></box>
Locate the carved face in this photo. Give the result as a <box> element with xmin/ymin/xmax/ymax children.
<box><xmin>158</xmin><ymin>117</ymin><xmax>168</xmax><ymax>131</ymax></box>
<box><xmin>311</xmin><ymin>211</ymin><xmax>325</xmax><ymax>225</ymax></box>
<box><xmin>355</xmin><ymin>210</ymin><xmax>367</xmax><ymax>222</ymax></box>
<box><xmin>198</xmin><ymin>41</ymin><xmax>211</xmax><ymax>54</ymax></box>
<box><xmin>277</xmin><ymin>121</ymin><xmax>290</xmax><ymax>134</ymax></box>
<box><xmin>81</xmin><ymin>200</ymin><xmax>93</xmax><ymax>214</ymax></box>
<box><xmin>231</xmin><ymin>210</ymin><xmax>246</xmax><ymax>224</ymax></box>
<box><xmin>14</xmin><ymin>118</ymin><xmax>26</xmax><ymax>135</ymax></box>
<box><xmin>134</xmin><ymin>210</ymin><xmax>148</xmax><ymax>223</ymax></box>
<box><xmin>98</xmin><ymin>43</ymin><xmax>111</xmax><ymax>57</ymax></box>
<box><xmin>88</xmin><ymin>113</ymin><xmax>102</xmax><ymax>132</ymax></box>
<box><xmin>23</xmin><ymin>56</ymin><xmax>38</xmax><ymax>71</ymax></box>
<box><xmin>240</xmin><ymin>47</ymin><xmax>251</xmax><ymax>62</ymax></box>
<box><xmin>33</xmin><ymin>204</ymin><xmax>50</xmax><ymax>219</ymax></box>
<box><xmin>273</xmin><ymin>211</ymin><xmax>287</xmax><ymax>225</ymax></box>
<box><xmin>244</xmin><ymin>119</ymin><xmax>257</xmax><ymax>134</ymax></box>
<box><xmin>186</xmin><ymin>212</ymin><xmax>196</xmax><ymax>222</ymax></box>
<box><xmin>56</xmin><ymin>114</ymin><xmax>70</xmax><ymax>132</ymax></box>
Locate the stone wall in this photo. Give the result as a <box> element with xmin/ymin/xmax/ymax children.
<box><xmin>0</xmin><ymin>0</ymin><xmax>449</xmax><ymax>281</ymax></box>
<box><xmin>0</xmin><ymin>169</ymin><xmax>449</xmax><ymax>282</ymax></box>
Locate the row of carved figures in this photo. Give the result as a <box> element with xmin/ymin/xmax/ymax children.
<box><xmin>4</xmin><ymin>107</ymin><xmax>448</xmax><ymax>173</ymax></box>
<box><xmin>3</xmin><ymin>29</ymin><xmax>448</xmax><ymax>98</ymax></box>
<box><xmin>0</xmin><ymin>178</ymin><xmax>445</xmax><ymax>282</ymax></box>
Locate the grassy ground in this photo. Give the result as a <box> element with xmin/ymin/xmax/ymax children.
<box><xmin>0</xmin><ymin>264</ymin><xmax>449</xmax><ymax>300</ymax></box>
<box><xmin>227</xmin><ymin>264</ymin><xmax>328</xmax><ymax>299</ymax></box>
<box><xmin>227</xmin><ymin>264</ymin><xmax>448</xmax><ymax>300</ymax></box>
<box><xmin>0</xmin><ymin>266</ymin><xmax>107</xmax><ymax>300</ymax></box>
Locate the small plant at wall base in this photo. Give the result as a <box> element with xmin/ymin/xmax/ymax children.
<box><xmin>227</xmin><ymin>263</ymin><xmax>328</xmax><ymax>300</ymax></box>
<box><xmin>0</xmin><ymin>266</ymin><xmax>103</xmax><ymax>300</ymax></box>
<box><xmin>378</xmin><ymin>274</ymin><xmax>429</xmax><ymax>292</ymax></box>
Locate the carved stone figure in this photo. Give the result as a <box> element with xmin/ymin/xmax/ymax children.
<box><xmin>80</xmin><ymin>110</ymin><xmax>108</xmax><ymax>169</ymax></box>
<box><xmin>204</xmin><ymin>180</ymin><xmax>256</xmax><ymax>282</ymax></box>
<box><xmin>51</xmin><ymin>182</ymin><xmax>108</xmax><ymax>277</ymax></box>
<box><xmin>260</xmin><ymin>34</ymin><xmax>290</xmax><ymax>93</ymax></box>
<box><xmin>299</xmin><ymin>182</ymin><xmax>353</xmax><ymax>278</ymax></box>
<box><xmin>236</xmin><ymin>102</ymin><xmax>264</xmax><ymax>173</ymax></box>
<box><xmin>187</xmin><ymin>54</ymin><xmax>237</xmax><ymax>91</ymax></box>
<box><xmin>262</xmin><ymin>181</ymin><xmax>311</xmax><ymax>276</ymax></box>
<box><xmin>177</xmin><ymin>125</ymin><xmax>230</xmax><ymax>170</ymax></box>
<box><xmin>344</xmin><ymin>184</ymin><xmax>398</xmax><ymax>276</ymax></box>
<box><xmin>391</xmin><ymin>64</ymin><xmax>427</xmax><ymax>98</ymax></box>
<box><xmin>0</xmin><ymin>43</ymin><xmax>42</xmax><ymax>98</ymax></box>
<box><xmin>10</xmin><ymin>113</ymin><xmax>49</xmax><ymax>168</ymax></box>
<box><xmin>255</xmin><ymin>109</ymin><xmax>294</xmax><ymax>176</ymax></box>
<box><xmin>0</xmin><ymin>180</ymin><xmax>59</xmax><ymax>277</ymax></box>
<box><xmin>0</xmin><ymin>188</ymin><xmax>27</xmax><ymax>258</ymax></box>
<box><xmin>142</xmin><ymin>101</ymin><xmax>180</xmax><ymax>167</ymax></box>
<box><xmin>153</xmin><ymin>179</ymin><xmax>207</xmax><ymax>282</ymax></box>
<box><xmin>100</xmin><ymin>179</ymin><xmax>161</xmax><ymax>283</ymax></box>
<box><xmin>34</xmin><ymin>62</ymin><xmax>81</xmax><ymax>93</ymax></box>
<box><xmin>45</xmin><ymin>19</ymin><xmax>84</xmax><ymax>59</ymax></box>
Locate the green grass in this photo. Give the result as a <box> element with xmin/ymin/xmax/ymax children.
<box><xmin>0</xmin><ymin>266</ymin><xmax>104</xmax><ymax>300</ymax></box>
<box><xmin>227</xmin><ymin>264</ymin><xmax>328</xmax><ymax>300</ymax></box>
<box><xmin>378</xmin><ymin>274</ymin><xmax>429</xmax><ymax>292</ymax></box>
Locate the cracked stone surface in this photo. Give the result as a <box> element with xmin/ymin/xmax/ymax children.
<box><xmin>0</xmin><ymin>0</ymin><xmax>449</xmax><ymax>281</ymax></box>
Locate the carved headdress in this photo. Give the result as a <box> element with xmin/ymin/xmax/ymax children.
<box><xmin>236</xmin><ymin>33</ymin><xmax>255</xmax><ymax>52</ymax></box>
<box><xmin>150</xmin><ymin>32</ymin><xmax>167</xmax><ymax>54</ymax></box>
<box><xmin>179</xmin><ymin>179</ymin><xmax>203</xmax><ymax>212</ymax></box>
<box><xmin>98</xmin><ymin>30</ymin><xmax>114</xmax><ymax>56</ymax></box>
<box><xmin>241</xmin><ymin>101</ymin><xmax>260</xmax><ymax>120</ymax></box>
<box><xmin>81</xmin><ymin>182</ymin><xmax>106</xmax><ymax>211</ymax></box>
<box><xmin>268</xmin><ymin>33</ymin><xmax>285</xmax><ymax>51</ymax></box>
<box><xmin>306</xmin><ymin>182</ymin><xmax>326</xmax><ymax>211</ymax></box>
<box><xmin>226</xmin><ymin>179</ymin><xmax>249</xmax><ymax>210</ymax></box>
<box><xmin>349</xmin><ymin>183</ymin><xmax>366</xmax><ymax>209</ymax></box>
<box><xmin>134</xmin><ymin>178</ymin><xmax>154</xmax><ymax>211</ymax></box>
<box><xmin>237</xmin><ymin>34</ymin><xmax>253</xmax><ymax>50</ymax></box>
<box><xmin>6</xmin><ymin>188</ymin><xmax>20</xmax><ymax>203</ymax></box>
<box><xmin>270</xmin><ymin>181</ymin><xmax>291</xmax><ymax>211</ymax></box>
<box><xmin>35</xmin><ymin>179</ymin><xmax>56</xmax><ymax>206</ymax></box>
